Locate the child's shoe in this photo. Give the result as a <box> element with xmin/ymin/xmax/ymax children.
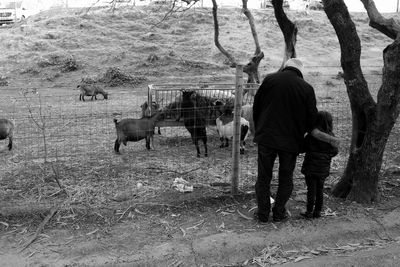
<box><xmin>300</xmin><ymin>211</ymin><xmax>313</xmax><ymax>219</ymax></box>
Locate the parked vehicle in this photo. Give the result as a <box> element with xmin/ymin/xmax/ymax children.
<box><xmin>0</xmin><ymin>1</ymin><xmax>35</xmax><ymax>25</ymax></box>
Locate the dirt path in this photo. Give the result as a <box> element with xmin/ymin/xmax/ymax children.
<box><xmin>1</xmin><ymin>192</ymin><xmax>400</xmax><ymax>267</ymax></box>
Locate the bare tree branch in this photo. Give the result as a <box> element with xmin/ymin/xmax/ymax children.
<box><xmin>85</xmin><ymin>0</ymin><xmax>101</xmax><ymax>14</ymax></box>
<box><xmin>272</xmin><ymin>0</ymin><xmax>298</xmax><ymax>69</ymax></box>
<box><xmin>242</xmin><ymin>0</ymin><xmax>261</xmax><ymax>55</ymax></box>
<box><xmin>152</xmin><ymin>0</ymin><xmax>199</xmax><ymax>29</ymax></box>
<box><xmin>211</xmin><ymin>0</ymin><xmax>237</xmax><ymax>66</ymax></box>
<box><xmin>360</xmin><ymin>0</ymin><xmax>400</xmax><ymax>40</ymax></box>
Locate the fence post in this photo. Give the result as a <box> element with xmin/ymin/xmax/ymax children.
<box><xmin>231</xmin><ymin>65</ymin><xmax>244</xmax><ymax>195</ymax></box>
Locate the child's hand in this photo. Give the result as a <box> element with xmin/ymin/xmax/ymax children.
<box><xmin>330</xmin><ymin>137</ymin><xmax>340</xmax><ymax>148</ymax></box>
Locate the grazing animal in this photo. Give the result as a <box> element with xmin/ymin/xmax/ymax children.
<box><xmin>141</xmin><ymin>101</ymin><xmax>161</xmax><ymax>135</ymax></box>
<box><xmin>241</xmin><ymin>104</ymin><xmax>254</xmax><ymax>137</ymax></box>
<box><xmin>216</xmin><ymin>112</ymin><xmax>250</xmax><ymax>154</ymax></box>
<box><xmin>180</xmin><ymin>90</ymin><xmax>208</xmax><ymax>157</ymax></box>
<box><xmin>0</xmin><ymin>118</ymin><xmax>14</xmax><ymax>150</ymax></box>
<box><xmin>113</xmin><ymin>110</ymin><xmax>163</xmax><ymax>154</ymax></box>
<box><xmin>78</xmin><ymin>84</ymin><xmax>109</xmax><ymax>101</ymax></box>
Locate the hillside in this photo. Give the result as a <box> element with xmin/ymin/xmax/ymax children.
<box><xmin>0</xmin><ymin>5</ymin><xmax>394</xmax><ymax>92</ymax></box>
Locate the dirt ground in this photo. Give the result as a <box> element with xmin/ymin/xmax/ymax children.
<box><xmin>1</xmin><ymin>3</ymin><xmax>400</xmax><ymax>267</ymax></box>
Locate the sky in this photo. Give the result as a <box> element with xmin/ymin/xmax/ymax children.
<box><xmin>344</xmin><ymin>0</ymin><xmax>398</xmax><ymax>12</ymax></box>
<box><xmin>20</xmin><ymin>0</ymin><xmax>400</xmax><ymax>13</ymax></box>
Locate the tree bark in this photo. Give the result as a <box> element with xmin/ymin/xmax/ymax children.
<box><xmin>272</xmin><ymin>0</ymin><xmax>297</xmax><ymax>69</ymax></box>
<box><xmin>242</xmin><ymin>0</ymin><xmax>264</xmax><ymax>83</ymax></box>
<box><xmin>324</xmin><ymin>0</ymin><xmax>400</xmax><ymax>203</ymax></box>
<box><xmin>211</xmin><ymin>0</ymin><xmax>264</xmax><ymax>84</ymax></box>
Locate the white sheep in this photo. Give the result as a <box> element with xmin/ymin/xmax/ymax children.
<box><xmin>241</xmin><ymin>104</ymin><xmax>254</xmax><ymax>137</ymax></box>
<box><xmin>216</xmin><ymin>113</ymin><xmax>250</xmax><ymax>154</ymax></box>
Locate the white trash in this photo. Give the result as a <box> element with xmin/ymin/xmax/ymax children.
<box><xmin>172</xmin><ymin>177</ymin><xmax>193</xmax><ymax>193</ymax></box>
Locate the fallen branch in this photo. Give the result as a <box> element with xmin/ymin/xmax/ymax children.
<box><xmin>147</xmin><ymin>166</ymin><xmax>202</xmax><ymax>176</ymax></box>
<box><xmin>20</xmin><ymin>205</ymin><xmax>60</xmax><ymax>252</ymax></box>
<box><xmin>186</xmin><ymin>219</ymin><xmax>205</xmax><ymax>230</ymax></box>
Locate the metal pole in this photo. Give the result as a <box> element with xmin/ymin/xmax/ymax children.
<box><xmin>397</xmin><ymin>0</ymin><xmax>399</xmax><ymax>12</ymax></box>
<box><xmin>231</xmin><ymin>65</ymin><xmax>244</xmax><ymax>195</ymax></box>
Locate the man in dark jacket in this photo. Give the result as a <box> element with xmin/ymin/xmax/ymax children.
<box><xmin>253</xmin><ymin>58</ymin><xmax>339</xmax><ymax>222</ymax></box>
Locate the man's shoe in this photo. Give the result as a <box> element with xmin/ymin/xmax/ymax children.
<box><xmin>272</xmin><ymin>213</ymin><xmax>289</xmax><ymax>222</ymax></box>
<box><xmin>254</xmin><ymin>212</ymin><xmax>269</xmax><ymax>223</ymax></box>
<box><xmin>313</xmin><ymin>211</ymin><xmax>321</xmax><ymax>218</ymax></box>
<box><xmin>300</xmin><ymin>211</ymin><xmax>313</xmax><ymax>219</ymax></box>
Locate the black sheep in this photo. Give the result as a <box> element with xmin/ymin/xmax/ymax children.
<box><xmin>180</xmin><ymin>90</ymin><xmax>208</xmax><ymax>157</ymax></box>
<box><xmin>0</xmin><ymin>118</ymin><xmax>14</xmax><ymax>150</ymax></box>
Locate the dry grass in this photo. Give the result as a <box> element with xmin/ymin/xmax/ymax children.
<box><xmin>0</xmin><ymin>5</ymin><xmax>399</xmax><ymax>226</ymax></box>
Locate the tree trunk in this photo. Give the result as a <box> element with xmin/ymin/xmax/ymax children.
<box><xmin>324</xmin><ymin>0</ymin><xmax>400</xmax><ymax>203</ymax></box>
<box><xmin>243</xmin><ymin>52</ymin><xmax>264</xmax><ymax>83</ymax></box>
<box><xmin>272</xmin><ymin>0</ymin><xmax>297</xmax><ymax>68</ymax></box>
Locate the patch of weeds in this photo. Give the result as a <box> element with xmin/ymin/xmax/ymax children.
<box><xmin>147</xmin><ymin>53</ymin><xmax>159</xmax><ymax>63</ymax></box>
<box><xmin>20</xmin><ymin>66</ymin><xmax>40</xmax><ymax>75</ymax></box>
<box><xmin>42</xmin><ymin>32</ymin><xmax>59</xmax><ymax>39</ymax></box>
<box><xmin>99</xmin><ymin>67</ymin><xmax>147</xmax><ymax>87</ymax></box>
<box><xmin>30</xmin><ymin>41</ymin><xmax>48</xmax><ymax>51</ymax></box>
<box><xmin>60</xmin><ymin>56</ymin><xmax>80</xmax><ymax>72</ymax></box>
<box><xmin>37</xmin><ymin>54</ymin><xmax>63</xmax><ymax>68</ymax></box>
<box><xmin>44</xmin><ymin>72</ymin><xmax>61</xmax><ymax>82</ymax></box>
<box><xmin>81</xmin><ymin>76</ymin><xmax>97</xmax><ymax>84</ymax></box>
<box><xmin>0</xmin><ymin>75</ymin><xmax>8</xmax><ymax>86</ymax></box>
<box><xmin>37</xmin><ymin>53</ymin><xmax>80</xmax><ymax>72</ymax></box>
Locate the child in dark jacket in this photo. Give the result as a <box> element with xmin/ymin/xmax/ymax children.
<box><xmin>300</xmin><ymin>111</ymin><xmax>338</xmax><ymax>219</ymax></box>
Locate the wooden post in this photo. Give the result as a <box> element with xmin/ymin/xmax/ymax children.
<box><xmin>231</xmin><ymin>65</ymin><xmax>244</xmax><ymax>195</ymax></box>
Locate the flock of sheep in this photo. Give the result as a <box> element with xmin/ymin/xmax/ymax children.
<box><xmin>0</xmin><ymin>83</ymin><xmax>255</xmax><ymax>157</ymax></box>
<box><xmin>112</xmin><ymin>87</ymin><xmax>255</xmax><ymax>157</ymax></box>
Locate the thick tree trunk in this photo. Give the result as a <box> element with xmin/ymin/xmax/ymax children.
<box><xmin>243</xmin><ymin>52</ymin><xmax>264</xmax><ymax>83</ymax></box>
<box><xmin>324</xmin><ymin>0</ymin><xmax>400</xmax><ymax>203</ymax></box>
<box><xmin>272</xmin><ymin>0</ymin><xmax>297</xmax><ymax>68</ymax></box>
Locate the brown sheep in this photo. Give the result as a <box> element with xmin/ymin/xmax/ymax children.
<box><xmin>78</xmin><ymin>84</ymin><xmax>109</xmax><ymax>101</ymax></box>
<box><xmin>113</xmin><ymin>110</ymin><xmax>164</xmax><ymax>154</ymax></box>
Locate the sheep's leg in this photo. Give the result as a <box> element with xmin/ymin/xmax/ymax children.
<box><xmin>203</xmin><ymin>137</ymin><xmax>208</xmax><ymax>157</ymax></box>
<box><xmin>157</xmin><ymin>127</ymin><xmax>161</xmax><ymax>135</ymax></box>
<box><xmin>219</xmin><ymin>137</ymin><xmax>225</xmax><ymax>148</ymax></box>
<box><xmin>8</xmin><ymin>136</ymin><xmax>12</xmax><ymax>151</ymax></box>
<box><xmin>194</xmin><ymin>139</ymin><xmax>201</xmax><ymax>157</ymax></box>
<box><xmin>145</xmin><ymin>136</ymin><xmax>151</xmax><ymax>150</ymax></box>
<box><xmin>114</xmin><ymin>139</ymin><xmax>121</xmax><ymax>154</ymax></box>
<box><xmin>150</xmin><ymin>134</ymin><xmax>155</xmax><ymax>149</ymax></box>
<box><xmin>224</xmin><ymin>138</ymin><xmax>229</xmax><ymax>148</ymax></box>
<box><xmin>240</xmin><ymin>141</ymin><xmax>245</xmax><ymax>155</ymax></box>
<box><xmin>80</xmin><ymin>94</ymin><xmax>85</xmax><ymax>101</ymax></box>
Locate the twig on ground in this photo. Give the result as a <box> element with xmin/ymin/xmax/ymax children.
<box><xmin>20</xmin><ymin>204</ymin><xmax>60</xmax><ymax>252</ymax></box>
<box><xmin>186</xmin><ymin>219</ymin><xmax>205</xmax><ymax>230</ymax></box>
<box><xmin>147</xmin><ymin>166</ymin><xmax>202</xmax><ymax>176</ymax></box>
<box><xmin>117</xmin><ymin>206</ymin><xmax>132</xmax><ymax>222</ymax></box>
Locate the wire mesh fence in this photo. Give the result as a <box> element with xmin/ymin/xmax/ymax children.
<box><xmin>0</xmin><ymin>71</ymin><xmax>399</xmax><ymax>216</ymax></box>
